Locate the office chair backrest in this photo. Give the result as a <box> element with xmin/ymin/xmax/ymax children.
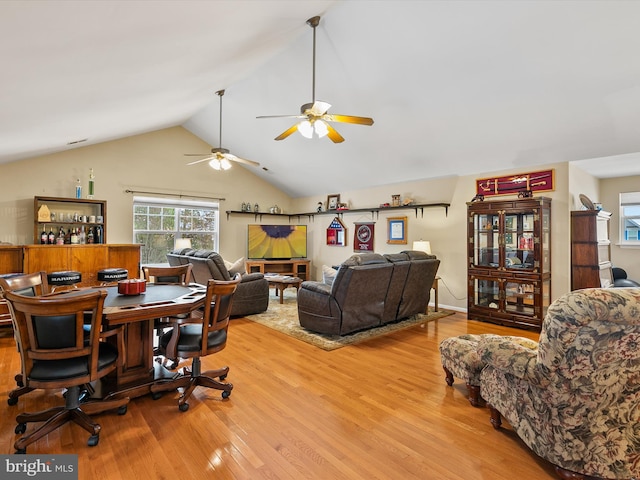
<box><xmin>199</xmin><ymin>275</ymin><xmax>241</xmax><ymax>354</ymax></box>
<box><xmin>3</xmin><ymin>289</ymin><xmax>110</xmax><ymax>389</ymax></box>
<box><xmin>0</xmin><ymin>271</ymin><xmax>49</xmax><ymax>297</ymax></box>
<box><xmin>142</xmin><ymin>264</ymin><xmax>192</xmax><ymax>285</ymax></box>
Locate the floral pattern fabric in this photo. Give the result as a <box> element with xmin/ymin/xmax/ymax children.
<box><xmin>479</xmin><ymin>287</ymin><xmax>640</xmax><ymax>479</ymax></box>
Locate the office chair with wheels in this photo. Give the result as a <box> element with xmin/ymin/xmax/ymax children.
<box><xmin>142</xmin><ymin>264</ymin><xmax>193</xmax><ymax>369</ymax></box>
<box><xmin>0</xmin><ymin>272</ymin><xmax>50</xmax><ymax>405</ymax></box>
<box><xmin>150</xmin><ymin>275</ymin><xmax>240</xmax><ymax>411</ymax></box>
<box><xmin>4</xmin><ymin>289</ymin><xmax>130</xmax><ymax>453</ymax></box>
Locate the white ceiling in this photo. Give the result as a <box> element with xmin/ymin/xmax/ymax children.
<box><xmin>2</xmin><ymin>0</ymin><xmax>640</xmax><ymax>197</ymax></box>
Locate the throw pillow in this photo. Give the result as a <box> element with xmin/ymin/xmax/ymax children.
<box><xmin>322</xmin><ymin>264</ymin><xmax>337</xmax><ymax>286</ymax></box>
<box><xmin>226</xmin><ymin>257</ymin><xmax>246</xmax><ymax>276</ymax></box>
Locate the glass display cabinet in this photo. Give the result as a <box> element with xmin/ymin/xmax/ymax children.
<box><xmin>467</xmin><ymin>197</ymin><xmax>551</xmax><ymax>330</ymax></box>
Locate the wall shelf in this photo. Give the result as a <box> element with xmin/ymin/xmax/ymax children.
<box><xmin>225</xmin><ymin>203</ymin><xmax>450</xmax><ymax>221</ymax></box>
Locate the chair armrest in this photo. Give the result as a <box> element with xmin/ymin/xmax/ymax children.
<box><xmin>241</xmin><ymin>272</ymin><xmax>265</xmax><ymax>283</ymax></box>
<box><xmin>100</xmin><ymin>325</ymin><xmax>126</xmax><ymax>367</ymax></box>
<box><xmin>478</xmin><ymin>335</ymin><xmax>545</xmax><ymax>386</ymax></box>
<box><xmin>300</xmin><ymin>281</ymin><xmax>331</xmax><ymax>296</ymax></box>
<box><xmin>162</xmin><ymin>314</ymin><xmax>203</xmax><ymax>357</ymax></box>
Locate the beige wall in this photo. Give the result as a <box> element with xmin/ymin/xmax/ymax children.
<box><xmin>293</xmin><ymin>162</ymin><xmax>571</xmax><ymax>311</ymax></box>
<box><xmin>0</xmin><ymin>127</ymin><xmax>292</xmax><ymax>263</ymax></box>
<box><xmin>0</xmin><ymin>126</ymin><xmax>599</xmax><ymax>311</ymax></box>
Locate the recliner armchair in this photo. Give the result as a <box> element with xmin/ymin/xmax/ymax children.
<box><xmin>478</xmin><ymin>287</ymin><xmax>640</xmax><ymax>480</ymax></box>
<box><xmin>167</xmin><ymin>249</ymin><xmax>268</xmax><ymax>316</ymax></box>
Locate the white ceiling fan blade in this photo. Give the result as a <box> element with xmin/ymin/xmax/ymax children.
<box><xmin>223</xmin><ymin>153</ymin><xmax>260</xmax><ymax>167</ymax></box>
<box><xmin>257</xmin><ymin>114</ymin><xmax>306</xmax><ymax>120</ymax></box>
<box><xmin>184</xmin><ymin>153</ymin><xmax>212</xmax><ymax>156</ymax></box>
<box><xmin>307</xmin><ymin>101</ymin><xmax>331</xmax><ymax>116</ymax></box>
<box><xmin>186</xmin><ymin>156</ymin><xmax>214</xmax><ymax>166</ymax></box>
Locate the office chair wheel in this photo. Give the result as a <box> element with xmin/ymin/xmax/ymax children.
<box><xmin>87</xmin><ymin>434</ymin><xmax>99</xmax><ymax>447</ymax></box>
<box><xmin>7</xmin><ymin>396</ymin><xmax>18</xmax><ymax>406</ymax></box>
<box><xmin>15</xmin><ymin>423</ymin><xmax>26</xmax><ymax>434</ymax></box>
<box><xmin>15</xmin><ymin>449</ymin><xmax>26</xmax><ymax>454</ymax></box>
<box><xmin>179</xmin><ymin>402</ymin><xmax>189</xmax><ymax>412</ymax></box>
<box><xmin>151</xmin><ymin>392</ymin><xmax>163</xmax><ymax>400</ymax></box>
<box><xmin>222</xmin><ymin>390</ymin><xmax>231</xmax><ymax>399</ymax></box>
<box><xmin>117</xmin><ymin>405</ymin><xmax>128</xmax><ymax>415</ymax></box>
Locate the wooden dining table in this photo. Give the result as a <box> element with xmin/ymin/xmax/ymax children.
<box><xmin>97</xmin><ymin>283</ymin><xmax>207</xmax><ymax>400</ymax></box>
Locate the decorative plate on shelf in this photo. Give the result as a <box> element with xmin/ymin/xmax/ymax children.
<box><xmin>579</xmin><ymin>194</ymin><xmax>595</xmax><ymax>210</ymax></box>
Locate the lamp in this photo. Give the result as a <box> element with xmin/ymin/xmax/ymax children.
<box><xmin>412</xmin><ymin>240</ymin><xmax>431</xmax><ymax>255</ymax></box>
<box><xmin>174</xmin><ymin>238</ymin><xmax>192</xmax><ymax>251</ymax></box>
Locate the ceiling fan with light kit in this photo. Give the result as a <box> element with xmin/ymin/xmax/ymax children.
<box><xmin>185</xmin><ymin>89</ymin><xmax>259</xmax><ymax>170</ymax></box>
<box><xmin>257</xmin><ymin>15</ymin><xmax>374</xmax><ymax>143</ymax></box>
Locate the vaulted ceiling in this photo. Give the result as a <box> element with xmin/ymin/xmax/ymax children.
<box><xmin>2</xmin><ymin>1</ymin><xmax>640</xmax><ymax>197</ymax></box>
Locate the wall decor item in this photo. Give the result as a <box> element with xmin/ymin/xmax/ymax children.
<box><xmin>476</xmin><ymin>169</ymin><xmax>554</xmax><ymax>198</ymax></box>
<box><xmin>391</xmin><ymin>194</ymin><xmax>401</xmax><ymax>207</ymax></box>
<box><xmin>327</xmin><ymin>194</ymin><xmax>341</xmax><ymax>211</ymax></box>
<box><xmin>354</xmin><ymin>222</ymin><xmax>375</xmax><ymax>252</ymax></box>
<box><xmin>387</xmin><ymin>216</ymin><xmax>407</xmax><ymax>244</ymax></box>
<box><xmin>326</xmin><ymin>217</ymin><xmax>347</xmax><ymax>246</ymax></box>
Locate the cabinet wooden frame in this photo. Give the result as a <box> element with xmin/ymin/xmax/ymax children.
<box><xmin>467</xmin><ymin>196</ymin><xmax>552</xmax><ymax>331</ymax></box>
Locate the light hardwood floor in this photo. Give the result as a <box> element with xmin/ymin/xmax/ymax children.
<box><xmin>0</xmin><ymin>312</ymin><xmax>558</xmax><ymax>480</ymax></box>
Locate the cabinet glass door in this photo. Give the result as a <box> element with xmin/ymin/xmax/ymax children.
<box><xmin>504</xmin><ymin>210</ymin><xmax>535</xmax><ymax>270</ymax></box>
<box><xmin>473</xmin><ymin>278</ymin><xmax>500</xmax><ymax>309</ymax></box>
<box><xmin>504</xmin><ymin>280</ymin><xmax>535</xmax><ymax>316</ymax></box>
<box><xmin>473</xmin><ymin>213</ymin><xmax>500</xmax><ymax>267</ymax></box>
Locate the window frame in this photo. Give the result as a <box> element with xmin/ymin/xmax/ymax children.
<box><xmin>133</xmin><ymin>196</ymin><xmax>219</xmax><ymax>264</ymax></box>
<box><xmin>619</xmin><ymin>192</ymin><xmax>640</xmax><ymax>247</ymax></box>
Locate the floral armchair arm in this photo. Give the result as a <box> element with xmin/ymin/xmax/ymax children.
<box><xmin>477</xmin><ymin>335</ymin><xmax>548</xmax><ymax>387</ymax></box>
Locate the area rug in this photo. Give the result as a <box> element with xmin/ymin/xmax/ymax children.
<box><xmin>242</xmin><ymin>289</ymin><xmax>453</xmax><ymax>351</ymax></box>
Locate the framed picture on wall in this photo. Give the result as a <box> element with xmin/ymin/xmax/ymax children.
<box><xmin>387</xmin><ymin>216</ymin><xmax>407</xmax><ymax>244</ymax></box>
<box><xmin>327</xmin><ymin>194</ymin><xmax>341</xmax><ymax>211</ymax></box>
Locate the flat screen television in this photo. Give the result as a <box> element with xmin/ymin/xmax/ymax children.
<box><xmin>247</xmin><ymin>224</ymin><xmax>307</xmax><ymax>260</ymax></box>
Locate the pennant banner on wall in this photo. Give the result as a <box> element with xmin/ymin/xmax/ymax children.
<box><xmin>354</xmin><ymin>222</ymin><xmax>375</xmax><ymax>252</ymax></box>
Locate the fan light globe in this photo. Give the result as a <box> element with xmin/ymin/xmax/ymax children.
<box><xmin>220</xmin><ymin>158</ymin><xmax>232</xmax><ymax>170</ymax></box>
<box><xmin>314</xmin><ymin>120</ymin><xmax>329</xmax><ymax>138</ymax></box>
<box><xmin>298</xmin><ymin>120</ymin><xmax>313</xmax><ymax>139</ymax></box>
<box><xmin>209</xmin><ymin>158</ymin><xmax>222</xmax><ymax>170</ymax></box>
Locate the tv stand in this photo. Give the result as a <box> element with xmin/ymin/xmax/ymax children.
<box><xmin>246</xmin><ymin>259</ymin><xmax>310</xmax><ymax>281</ymax></box>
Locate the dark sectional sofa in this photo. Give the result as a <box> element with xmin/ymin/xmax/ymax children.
<box><xmin>167</xmin><ymin>248</ymin><xmax>269</xmax><ymax>317</ymax></box>
<box><xmin>297</xmin><ymin>251</ymin><xmax>440</xmax><ymax>335</ymax></box>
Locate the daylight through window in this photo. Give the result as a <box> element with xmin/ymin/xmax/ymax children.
<box><xmin>620</xmin><ymin>192</ymin><xmax>640</xmax><ymax>245</ymax></box>
<box><xmin>133</xmin><ymin>196</ymin><xmax>219</xmax><ymax>264</ymax></box>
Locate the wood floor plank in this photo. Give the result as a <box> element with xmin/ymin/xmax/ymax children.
<box><xmin>0</xmin><ymin>313</ymin><xmax>558</xmax><ymax>479</ymax></box>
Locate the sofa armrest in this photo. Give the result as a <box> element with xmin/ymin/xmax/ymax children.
<box><xmin>300</xmin><ymin>281</ymin><xmax>332</xmax><ymax>296</ymax></box>
<box><xmin>478</xmin><ymin>335</ymin><xmax>545</xmax><ymax>386</ymax></box>
<box><xmin>240</xmin><ymin>272</ymin><xmax>265</xmax><ymax>283</ymax></box>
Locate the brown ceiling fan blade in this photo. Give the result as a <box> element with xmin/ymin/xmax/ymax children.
<box><xmin>186</xmin><ymin>156</ymin><xmax>214</xmax><ymax>166</ymax></box>
<box><xmin>224</xmin><ymin>153</ymin><xmax>260</xmax><ymax>167</ymax></box>
<box><xmin>275</xmin><ymin>124</ymin><xmax>300</xmax><ymax>141</ymax></box>
<box><xmin>325</xmin><ymin>124</ymin><xmax>345</xmax><ymax>143</ymax></box>
<box><xmin>324</xmin><ymin>114</ymin><xmax>374</xmax><ymax>126</ymax></box>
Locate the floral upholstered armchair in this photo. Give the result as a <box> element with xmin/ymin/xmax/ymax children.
<box><xmin>478</xmin><ymin>288</ymin><xmax>640</xmax><ymax>480</ymax></box>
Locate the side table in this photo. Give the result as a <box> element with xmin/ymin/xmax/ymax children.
<box><xmin>266</xmin><ymin>275</ymin><xmax>303</xmax><ymax>304</ymax></box>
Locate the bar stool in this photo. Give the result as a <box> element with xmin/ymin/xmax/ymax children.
<box><xmin>47</xmin><ymin>271</ymin><xmax>82</xmax><ymax>292</ymax></box>
<box><xmin>97</xmin><ymin>268</ymin><xmax>128</xmax><ymax>285</ymax></box>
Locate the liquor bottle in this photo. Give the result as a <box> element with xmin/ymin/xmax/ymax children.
<box><xmin>87</xmin><ymin>227</ymin><xmax>94</xmax><ymax>244</ymax></box>
<box><xmin>57</xmin><ymin>227</ymin><xmax>65</xmax><ymax>245</ymax></box>
<box><xmin>95</xmin><ymin>225</ymin><xmax>103</xmax><ymax>244</ymax></box>
<box><xmin>79</xmin><ymin>226</ymin><xmax>86</xmax><ymax>244</ymax></box>
<box><xmin>87</xmin><ymin>168</ymin><xmax>95</xmax><ymax>199</ymax></box>
<box><xmin>48</xmin><ymin>229</ymin><xmax>55</xmax><ymax>245</ymax></box>
<box><xmin>75</xmin><ymin>178</ymin><xmax>82</xmax><ymax>199</ymax></box>
<box><xmin>70</xmin><ymin>228</ymin><xmax>78</xmax><ymax>244</ymax></box>
<box><xmin>41</xmin><ymin>228</ymin><xmax>48</xmax><ymax>244</ymax></box>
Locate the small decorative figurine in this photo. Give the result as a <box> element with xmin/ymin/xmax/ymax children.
<box><xmin>317</xmin><ymin>202</ymin><xmax>323</xmax><ymax>212</ymax></box>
